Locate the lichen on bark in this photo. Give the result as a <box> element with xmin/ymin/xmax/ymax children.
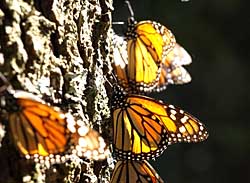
<box><xmin>0</xmin><ymin>0</ymin><xmax>114</xmax><ymax>182</ymax></box>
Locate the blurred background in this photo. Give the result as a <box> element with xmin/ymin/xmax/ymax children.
<box><xmin>112</xmin><ymin>0</ymin><xmax>250</xmax><ymax>183</ymax></box>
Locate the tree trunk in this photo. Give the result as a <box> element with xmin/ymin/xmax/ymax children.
<box><xmin>0</xmin><ymin>0</ymin><xmax>113</xmax><ymax>182</ymax></box>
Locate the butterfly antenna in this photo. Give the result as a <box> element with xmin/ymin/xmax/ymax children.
<box><xmin>124</xmin><ymin>0</ymin><xmax>136</xmax><ymax>29</ymax></box>
<box><xmin>124</xmin><ymin>1</ymin><xmax>134</xmax><ymax>19</ymax></box>
<box><xmin>104</xmin><ymin>76</ymin><xmax>113</xmax><ymax>88</ymax></box>
<box><xmin>112</xmin><ymin>22</ymin><xmax>125</xmax><ymax>25</ymax></box>
<box><xmin>110</xmin><ymin>72</ymin><xmax>118</xmax><ymax>83</ymax></box>
<box><xmin>105</xmin><ymin>72</ymin><xmax>119</xmax><ymax>88</ymax></box>
<box><xmin>113</xmin><ymin>1</ymin><xmax>134</xmax><ymax>26</ymax></box>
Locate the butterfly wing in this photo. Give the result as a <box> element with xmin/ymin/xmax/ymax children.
<box><xmin>165</xmin><ymin>43</ymin><xmax>192</xmax><ymax>66</ymax></box>
<box><xmin>127</xmin><ymin>95</ymin><xmax>208</xmax><ymax>144</ymax></box>
<box><xmin>110</xmin><ymin>160</ymin><xmax>164</xmax><ymax>183</ymax></box>
<box><xmin>112</xmin><ymin>21</ymin><xmax>176</xmax><ymax>92</ymax></box>
<box><xmin>127</xmin><ymin>21</ymin><xmax>176</xmax><ymax>92</ymax></box>
<box><xmin>112</xmin><ymin>89</ymin><xmax>208</xmax><ymax>160</ymax></box>
<box><xmin>131</xmin><ymin>21</ymin><xmax>176</xmax><ymax>64</ymax></box>
<box><xmin>112</xmin><ymin>91</ymin><xmax>169</xmax><ymax>160</ymax></box>
<box><xmin>3</xmin><ymin>91</ymin><xmax>109</xmax><ymax>162</ymax></box>
<box><xmin>156</xmin><ymin>43</ymin><xmax>192</xmax><ymax>91</ymax></box>
<box><xmin>8</xmin><ymin>95</ymin><xmax>70</xmax><ymax>158</ymax></box>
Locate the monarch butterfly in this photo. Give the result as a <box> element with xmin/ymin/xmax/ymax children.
<box><xmin>0</xmin><ymin>89</ymin><xmax>71</xmax><ymax>161</ymax></box>
<box><xmin>0</xmin><ymin>74</ymin><xmax>109</xmax><ymax>162</ymax></box>
<box><xmin>112</xmin><ymin>3</ymin><xmax>176</xmax><ymax>92</ymax></box>
<box><xmin>110</xmin><ymin>160</ymin><xmax>164</xmax><ymax>183</ymax></box>
<box><xmin>113</xmin><ymin>34</ymin><xmax>192</xmax><ymax>93</ymax></box>
<box><xmin>112</xmin><ymin>85</ymin><xmax>208</xmax><ymax>160</ymax></box>
<box><xmin>155</xmin><ymin>43</ymin><xmax>192</xmax><ymax>91</ymax></box>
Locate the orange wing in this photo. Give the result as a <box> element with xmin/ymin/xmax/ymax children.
<box><xmin>112</xmin><ymin>20</ymin><xmax>176</xmax><ymax>93</ymax></box>
<box><xmin>112</xmin><ymin>87</ymin><xmax>208</xmax><ymax>160</ymax></box>
<box><xmin>1</xmin><ymin>90</ymin><xmax>109</xmax><ymax>161</ymax></box>
<box><xmin>156</xmin><ymin>43</ymin><xmax>192</xmax><ymax>91</ymax></box>
<box><xmin>9</xmin><ymin>96</ymin><xmax>70</xmax><ymax>159</ymax></box>
<box><xmin>112</xmin><ymin>96</ymin><xmax>168</xmax><ymax>160</ymax></box>
<box><xmin>110</xmin><ymin>160</ymin><xmax>164</xmax><ymax>183</ymax></box>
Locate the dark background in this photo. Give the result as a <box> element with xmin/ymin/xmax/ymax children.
<box><xmin>112</xmin><ymin>0</ymin><xmax>250</xmax><ymax>183</ymax></box>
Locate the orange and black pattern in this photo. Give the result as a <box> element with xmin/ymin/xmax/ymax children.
<box><xmin>0</xmin><ymin>90</ymin><xmax>70</xmax><ymax>160</ymax></box>
<box><xmin>112</xmin><ymin>86</ymin><xmax>208</xmax><ymax>160</ymax></box>
<box><xmin>112</xmin><ymin>19</ymin><xmax>176</xmax><ymax>93</ymax></box>
<box><xmin>0</xmin><ymin>89</ymin><xmax>109</xmax><ymax>162</ymax></box>
<box><xmin>110</xmin><ymin>160</ymin><xmax>164</xmax><ymax>183</ymax></box>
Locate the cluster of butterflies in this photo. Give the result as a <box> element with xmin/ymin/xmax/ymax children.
<box><xmin>0</xmin><ymin>1</ymin><xmax>208</xmax><ymax>182</ymax></box>
<box><xmin>109</xmin><ymin>1</ymin><xmax>209</xmax><ymax>182</ymax></box>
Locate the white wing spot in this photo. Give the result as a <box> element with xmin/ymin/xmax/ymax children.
<box><xmin>170</xmin><ymin>109</ymin><xmax>177</xmax><ymax>115</ymax></box>
<box><xmin>177</xmin><ymin>133</ymin><xmax>182</xmax><ymax>138</ymax></box>
<box><xmin>180</xmin><ymin>116</ymin><xmax>189</xmax><ymax>123</ymax></box>
<box><xmin>171</xmin><ymin>134</ymin><xmax>176</xmax><ymax>137</ymax></box>
<box><xmin>170</xmin><ymin>114</ymin><xmax>176</xmax><ymax>121</ymax></box>
<box><xmin>179</xmin><ymin>126</ymin><xmax>186</xmax><ymax>133</ymax></box>
<box><xmin>200</xmin><ymin>126</ymin><xmax>204</xmax><ymax>131</ymax></box>
<box><xmin>169</xmin><ymin>105</ymin><xmax>175</xmax><ymax>109</ymax></box>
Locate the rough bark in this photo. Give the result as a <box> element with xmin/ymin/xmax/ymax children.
<box><xmin>0</xmin><ymin>0</ymin><xmax>114</xmax><ymax>182</ymax></box>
